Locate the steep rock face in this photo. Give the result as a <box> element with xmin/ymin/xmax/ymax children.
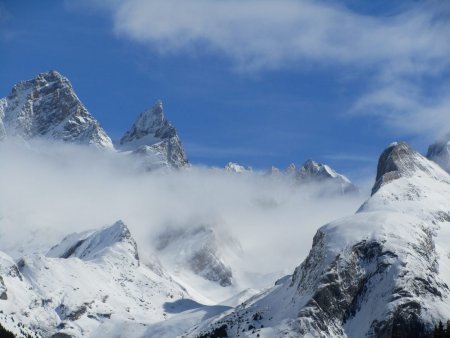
<box><xmin>0</xmin><ymin>71</ymin><xmax>113</xmax><ymax>149</ymax></box>
<box><xmin>188</xmin><ymin>142</ymin><xmax>450</xmax><ymax>338</ymax></box>
<box><xmin>427</xmin><ymin>136</ymin><xmax>450</xmax><ymax>174</ymax></box>
<box><xmin>0</xmin><ymin>221</ymin><xmax>188</xmax><ymax>338</ymax></box>
<box><xmin>155</xmin><ymin>226</ymin><xmax>235</xmax><ymax>287</ymax></box>
<box><xmin>119</xmin><ymin>101</ymin><xmax>188</xmax><ymax>168</ymax></box>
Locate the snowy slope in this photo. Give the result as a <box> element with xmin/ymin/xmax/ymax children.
<box><xmin>188</xmin><ymin>142</ymin><xmax>450</xmax><ymax>338</ymax></box>
<box><xmin>118</xmin><ymin>100</ymin><xmax>188</xmax><ymax>169</ymax></box>
<box><xmin>0</xmin><ymin>221</ymin><xmax>189</xmax><ymax>338</ymax></box>
<box><xmin>0</xmin><ymin>71</ymin><xmax>113</xmax><ymax>149</ymax></box>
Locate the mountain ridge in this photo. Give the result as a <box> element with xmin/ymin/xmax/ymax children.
<box><xmin>0</xmin><ymin>71</ymin><xmax>189</xmax><ymax>169</ymax></box>
<box><xmin>188</xmin><ymin>141</ymin><xmax>450</xmax><ymax>338</ymax></box>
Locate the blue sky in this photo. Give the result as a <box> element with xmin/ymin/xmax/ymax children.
<box><xmin>1</xmin><ymin>0</ymin><xmax>449</xmax><ymax>180</ymax></box>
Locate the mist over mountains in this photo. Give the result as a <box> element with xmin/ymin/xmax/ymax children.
<box><xmin>0</xmin><ymin>72</ymin><xmax>449</xmax><ymax>337</ymax></box>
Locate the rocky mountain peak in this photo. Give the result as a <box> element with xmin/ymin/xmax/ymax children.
<box><xmin>297</xmin><ymin>159</ymin><xmax>358</xmax><ymax>195</ymax></box>
<box><xmin>119</xmin><ymin>100</ymin><xmax>177</xmax><ymax>147</ymax></box>
<box><xmin>372</xmin><ymin>142</ymin><xmax>433</xmax><ymax>195</ymax></box>
<box><xmin>0</xmin><ymin>70</ymin><xmax>113</xmax><ymax>148</ymax></box>
<box><xmin>298</xmin><ymin>159</ymin><xmax>339</xmax><ymax>180</ymax></box>
<box><xmin>119</xmin><ymin>100</ymin><xmax>188</xmax><ymax>168</ymax></box>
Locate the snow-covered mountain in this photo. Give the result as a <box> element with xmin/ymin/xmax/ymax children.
<box><xmin>188</xmin><ymin>142</ymin><xmax>450</xmax><ymax>338</ymax></box>
<box><xmin>0</xmin><ymin>71</ymin><xmax>188</xmax><ymax>170</ymax></box>
<box><xmin>0</xmin><ymin>71</ymin><xmax>113</xmax><ymax>149</ymax></box>
<box><xmin>0</xmin><ymin>221</ymin><xmax>189</xmax><ymax>337</ymax></box>
<box><xmin>118</xmin><ymin>100</ymin><xmax>188</xmax><ymax>169</ymax></box>
<box><xmin>268</xmin><ymin>160</ymin><xmax>358</xmax><ymax>195</ymax></box>
<box><xmin>224</xmin><ymin>162</ymin><xmax>252</xmax><ymax>173</ymax></box>
<box><xmin>427</xmin><ymin>135</ymin><xmax>450</xmax><ymax>173</ymax></box>
<box><xmin>297</xmin><ymin>159</ymin><xmax>358</xmax><ymax>193</ymax></box>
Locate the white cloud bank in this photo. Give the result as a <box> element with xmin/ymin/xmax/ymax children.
<box><xmin>0</xmin><ymin>140</ymin><xmax>365</xmax><ymax>279</ymax></box>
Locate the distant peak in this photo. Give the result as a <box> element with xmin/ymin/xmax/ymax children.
<box><xmin>299</xmin><ymin>159</ymin><xmax>338</xmax><ymax>179</ymax></box>
<box><xmin>302</xmin><ymin>159</ymin><xmax>320</xmax><ymax>169</ymax></box>
<box><xmin>224</xmin><ymin>162</ymin><xmax>252</xmax><ymax>173</ymax></box>
<box><xmin>286</xmin><ymin>163</ymin><xmax>296</xmax><ymax>174</ymax></box>
<box><xmin>119</xmin><ymin>99</ymin><xmax>178</xmax><ymax>147</ymax></box>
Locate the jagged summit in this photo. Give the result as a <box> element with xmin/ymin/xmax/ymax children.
<box><xmin>1</xmin><ymin>71</ymin><xmax>190</xmax><ymax>169</ymax></box>
<box><xmin>427</xmin><ymin>135</ymin><xmax>450</xmax><ymax>174</ymax></box>
<box><xmin>298</xmin><ymin>159</ymin><xmax>350</xmax><ymax>182</ymax></box>
<box><xmin>0</xmin><ymin>70</ymin><xmax>113</xmax><ymax>149</ymax></box>
<box><xmin>119</xmin><ymin>100</ymin><xmax>188</xmax><ymax>168</ymax></box>
<box><xmin>297</xmin><ymin>159</ymin><xmax>358</xmax><ymax>194</ymax></box>
<box><xmin>119</xmin><ymin>100</ymin><xmax>176</xmax><ymax>147</ymax></box>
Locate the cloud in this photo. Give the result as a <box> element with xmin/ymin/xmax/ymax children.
<box><xmin>72</xmin><ymin>0</ymin><xmax>450</xmax><ymax>73</ymax></box>
<box><xmin>71</xmin><ymin>0</ymin><xmax>450</xmax><ymax>140</ymax></box>
<box><xmin>351</xmin><ymin>80</ymin><xmax>450</xmax><ymax>139</ymax></box>
<box><xmin>0</xmin><ymin>140</ymin><xmax>364</xmax><ymax>281</ymax></box>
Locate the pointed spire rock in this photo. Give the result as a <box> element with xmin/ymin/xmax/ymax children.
<box><xmin>0</xmin><ymin>71</ymin><xmax>113</xmax><ymax>148</ymax></box>
<box><xmin>119</xmin><ymin>100</ymin><xmax>188</xmax><ymax>168</ymax></box>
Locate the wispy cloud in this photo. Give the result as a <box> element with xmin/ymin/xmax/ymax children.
<box><xmin>72</xmin><ymin>1</ymin><xmax>450</xmax><ymax>72</ymax></box>
<box><xmin>351</xmin><ymin>81</ymin><xmax>450</xmax><ymax>140</ymax></box>
<box><xmin>72</xmin><ymin>0</ymin><xmax>450</xmax><ymax>139</ymax></box>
